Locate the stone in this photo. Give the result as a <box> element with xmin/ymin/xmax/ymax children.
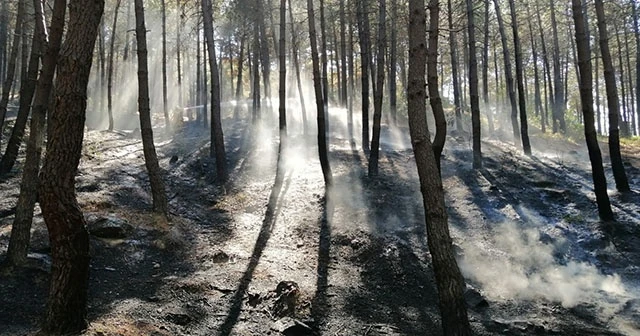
<box><xmin>87</xmin><ymin>215</ymin><xmax>133</xmax><ymax>239</ymax></box>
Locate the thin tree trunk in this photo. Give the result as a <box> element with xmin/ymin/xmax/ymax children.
<box><xmin>408</xmin><ymin>1</ymin><xmax>472</xmax><ymax>334</ymax></box>
<box><xmin>0</xmin><ymin>0</ymin><xmax>25</xmax><ymax>148</ymax></box>
<box><xmin>482</xmin><ymin>0</ymin><xmax>494</xmax><ymax>133</ymax></box>
<box><xmin>508</xmin><ymin>0</ymin><xmax>531</xmax><ymax>155</ymax></box>
<box><xmin>135</xmin><ymin>0</ymin><xmax>169</xmax><ymax>215</ymax></box>
<box><xmin>176</xmin><ymin>0</ymin><xmax>183</xmax><ymax>108</ymax></box>
<box><xmin>252</xmin><ymin>25</ymin><xmax>261</xmax><ymax>122</ymax></box>
<box><xmin>571</xmin><ymin>0</ymin><xmax>614</xmax><ymax>221</ymax></box>
<box><xmin>595</xmin><ymin>0</ymin><xmax>631</xmax><ymax>193</ymax></box>
<box><xmin>428</xmin><ymin>0</ymin><xmax>446</xmax><ymax>171</ymax></box>
<box><xmin>615</xmin><ymin>22</ymin><xmax>629</xmax><ymax>136</ymax></box>
<box><xmin>320</xmin><ymin>0</ymin><xmax>329</xmax><ymax>119</ymax></box>
<box><xmin>536</xmin><ymin>1</ymin><xmax>552</xmax><ymax>133</ymax></box>
<box><xmin>448</xmin><ymin>0</ymin><xmax>463</xmax><ymax>133</ymax></box>
<box><xmin>307</xmin><ymin>0</ymin><xmax>332</xmax><ymax>186</ymax></box>
<box><xmin>368</xmin><ymin>0</ymin><xmax>386</xmax><ymax>177</ymax></box>
<box><xmin>595</xmin><ymin>37</ymin><xmax>602</xmax><ymax>134</ymax></box>
<box><xmin>493</xmin><ymin>0</ymin><xmax>520</xmax><ymax>146</ymax></box>
<box><xmin>38</xmin><ymin>0</ymin><xmax>103</xmax><ymax>332</ymax></box>
<box><xmin>356</xmin><ymin>0</ymin><xmax>370</xmax><ymax>151</ymax></box>
<box><xmin>624</xmin><ymin>21</ymin><xmax>635</xmax><ymax>135</ymax></box>
<box><xmin>161</xmin><ymin>0</ymin><xmax>169</xmax><ymax>131</ymax></box>
<box><xmin>288</xmin><ymin>0</ymin><xmax>307</xmax><ymax>135</ymax></box>
<box><xmin>278</xmin><ymin>0</ymin><xmax>286</xmax><ymax>144</ymax></box>
<box><xmin>6</xmin><ymin>0</ymin><xmax>66</xmax><ymax>267</ymax></box>
<box><xmin>551</xmin><ymin>0</ymin><xmax>566</xmax><ymax>133</ymax></box>
<box><xmin>107</xmin><ymin>0</ymin><xmax>121</xmax><ymax>131</ymax></box>
<box><xmin>633</xmin><ymin>1</ymin><xmax>640</xmax><ymax>136</ymax></box>
<box><xmin>468</xmin><ymin>0</ymin><xmax>482</xmax><ymax>168</ymax></box>
<box><xmin>526</xmin><ymin>4</ymin><xmax>542</xmax><ymax>128</ymax></box>
<box><xmin>202</xmin><ymin>0</ymin><xmax>227</xmax><ymax>182</ymax></box>
<box><xmin>0</xmin><ymin>0</ymin><xmax>46</xmax><ymax>175</ymax></box>
<box><xmin>389</xmin><ymin>0</ymin><xmax>397</xmax><ymax>125</ymax></box>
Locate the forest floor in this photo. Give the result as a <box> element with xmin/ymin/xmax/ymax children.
<box><xmin>1</xmin><ymin>107</ymin><xmax>640</xmax><ymax>336</ymax></box>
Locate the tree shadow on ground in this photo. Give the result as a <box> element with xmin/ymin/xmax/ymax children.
<box><xmin>217</xmin><ymin>162</ymin><xmax>292</xmax><ymax>336</ymax></box>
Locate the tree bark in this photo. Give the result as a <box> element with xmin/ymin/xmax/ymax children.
<box><xmin>6</xmin><ymin>0</ymin><xmax>66</xmax><ymax>267</ymax></box>
<box><xmin>571</xmin><ymin>0</ymin><xmax>614</xmax><ymax>221</ymax></box>
<box><xmin>448</xmin><ymin>0</ymin><xmax>463</xmax><ymax>133</ymax></box>
<box><xmin>550</xmin><ymin>0</ymin><xmax>566</xmax><ymax>133</ymax></box>
<box><xmin>389</xmin><ymin>0</ymin><xmax>397</xmax><ymax>125</ymax></box>
<box><xmin>633</xmin><ymin>1</ymin><xmax>640</xmax><ymax>136</ymax></box>
<box><xmin>0</xmin><ymin>0</ymin><xmax>47</xmax><ymax>175</ymax></box>
<box><xmin>526</xmin><ymin>4</ymin><xmax>542</xmax><ymax>126</ymax></box>
<box><xmin>202</xmin><ymin>0</ymin><xmax>227</xmax><ymax>182</ymax></box>
<box><xmin>307</xmin><ymin>0</ymin><xmax>332</xmax><ymax>186</ymax></box>
<box><xmin>408</xmin><ymin>1</ymin><xmax>472</xmax><ymax>334</ymax></box>
<box><xmin>0</xmin><ymin>0</ymin><xmax>25</xmax><ymax>148</ymax></box>
<box><xmin>428</xmin><ymin>0</ymin><xmax>445</xmax><ymax>172</ymax></box>
<box><xmin>468</xmin><ymin>0</ymin><xmax>482</xmax><ymax>168</ymax></box>
<box><xmin>135</xmin><ymin>0</ymin><xmax>169</xmax><ymax>215</ymax></box>
<box><xmin>161</xmin><ymin>0</ymin><xmax>169</xmax><ymax>131</ymax></box>
<box><xmin>493</xmin><ymin>0</ymin><xmax>520</xmax><ymax>146</ymax></box>
<box><xmin>107</xmin><ymin>0</ymin><xmax>121</xmax><ymax>131</ymax></box>
<box><xmin>288</xmin><ymin>0</ymin><xmax>308</xmax><ymax>135</ymax></box>
<box><xmin>536</xmin><ymin>1</ymin><xmax>552</xmax><ymax>133</ymax></box>
<box><xmin>278</xmin><ymin>0</ymin><xmax>286</xmax><ymax>144</ymax></box>
<box><xmin>356</xmin><ymin>0</ymin><xmax>370</xmax><ymax>151</ymax></box>
<box><xmin>482</xmin><ymin>0</ymin><xmax>494</xmax><ymax>133</ymax></box>
<box><xmin>594</xmin><ymin>0</ymin><xmax>631</xmax><ymax>193</ymax></box>
<box><xmin>508</xmin><ymin>0</ymin><xmax>531</xmax><ymax>155</ymax></box>
<box><xmin>368</xmin><ymin>0</ymin><xmax>386</xmax><ymax>177</ymax></box>
<box><xmin>38</xmin><ymin>0</ymin><xmax>103</xmax><ymax>332</ymax></box>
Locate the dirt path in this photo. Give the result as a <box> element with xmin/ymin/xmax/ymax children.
<box><xmin>1</xmin><ymin>119</ymin><xmax>639</xmax><ymax>335</ymax></box>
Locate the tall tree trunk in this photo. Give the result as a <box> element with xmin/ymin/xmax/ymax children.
<box><xmin>482</xmin><ymin>0</ymin><xmax>494</xmax><ymax>133</ymax></box>
<box><xmin>550</xmin><ymin>0</ymin><xmax>566</xmax><ymax>133</ymax></box>
<box><xmin>615</xmin><ymin>22</ymin><xmax>629</xmax><ymax>136</ymax></box>
<box><xmin>233</xmin><ymin>32</ymin><xmax>245</xmax><ymax>119</ymax></box>
<box><xmin>176</xmin><ymin>0</ymin><xmax>183</xmax><ymax>108</ymax></box>
<box><xmin>0</xmin><ymin>1</ymin><xmax>8</xmax><ymax>84</ymax></box>
<box><xmin>288</xmin><ymin>0</ymin><xmax>307</xmax><ymax>135</ymax></box>
<box><xmin>38</xmin><ymin>0</ymin><xmax>103</xmax><ymax>332</ymax></box>
<box><xmin>339</xmin><ymin>0</ymin><xmax>347</xmax><ymax>108</ymax></box>
<box><xmin>448</xmin><ymin>0</ymin><xmax>463</xmax><ymax>133</ymax></box>
<box><xmin>135</xmin><ymin>0</ymin><xmax>169</xmax><ymax>215</ymax></box>
<box><xmin>428</xmin><ymin>0</ymin><xmax>446</xmax><ymax>171</ymax></box>
<box><xmin>196</xmin><ymin>21</ymin><xmax>201</xmax><ymax>119</ymax></box>
<box><xmin>571</xmin><ymin>0</ymin><xmax>614</xmax><ymax>221</ymax></box>
<box><xmin>408</xmin><ymin>0</ymin><xmax>472</xmax><ymax>334</ymax></box>
<box><xmin>468</xmin><ymin>0</ymin><xmax>481</xmax><ymax>168</ymax></box>
<box><xmin>278</xmin><ymin>0</ymin><xmax>286</xmax><ymax>144</ymax></box>
<box><xmin>389</xmin><ymin>0</ymin><xmax>397</xmax><ymax>125</ymax></box>
<box><xmin>203</xmin><ymin>33</ymin><xmax>208</xmax><ymax>127</ymax></box>
<box><xmin>493</xmin><ymin>0</ymin><xmax>520</xmax><ymax>146</ymax></box>
<box><xmin>595</xmin><ymin>39</ymin><xmax>601</xmax><ymax>134</ymax></box>
<box><xmin>0</xmin><ymin>0</ymin><xmax>46</xmax><ymax>175</ymax></box>
<box><xmin>357</xmin><ymin>0</ymin><xmax>370</xmax><ymax>151</ymax></box>
<box><xmin>526</xmin><ymin>4</ymin><xmax>543</xmax><ymax>128</ymax></box>
<box><xmin>624</xmin><ymin>20</ymin><xmax>635</xmax><ymax>135</ymax></box>
<box><xmin>307</xmin><ymin>0</ymin><xmax>332</xmax><ymax>186</ymax></box>
<box><xmin>252</xmin><ymin>25</ymin><xmax>261</xmax><ymax>122</ymax></box>
<box><xmin>536</xmin><ymin>1</ymin><xmax>552</xmax><ymax>133</ymax></box>
<box><xmin>202</xmin><ymin>0</ymin><xmax>227</xmax><ymax>182</ymax></box>
<box><xmin>7</xmin><ymin>0</ymin><xmax>66</xmax><ymax>267</ymax></box>
<box><xmin>107</xmin><ymin>0</ymin><xmax>121</xmax><ymax>131</ymax></box>
<box><xmin>508</xmin><ymin>0</ymin><xmax>531</xmax><ymax>155</ymax></box>
<box><xmin>320</xmin><ymin>0</ymin><xmax>329</xmax><ymax>121</ymax></box>
<box><xmin>348</xmin><ymin>10</ymin><xmax>355</xmax><ymax>141</ymax></box>
<box><xmin>594</xmin><ymin>0</ymin><xmax>631</xmax><ymax>193</ymax></box>
<box><xmin>161</xmin><ymin>0</ymin><xmax>169</xmax><ymax>131</ymax></box>
<box><xmin>633</xmin><ymin>1</ymin><xmax>640</xmax><ymax>136</ymax></box>
<box><xmin>368</xmin><ymin>0</ymin><xmax>386</xmax><ymax>177</ymax></box>
<box><xmin>0</xmin><ymin>0</ymin><xmax>25</xmax><ymax>148</ymax></box>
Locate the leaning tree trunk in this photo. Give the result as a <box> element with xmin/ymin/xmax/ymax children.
<box><xmin>7</xmin><ymin>0</ymin><xmax>66</xmax><ymax>267</ymax></box>
<box><xmin>0</xmin><ymin>0</ymin><xmax>46</xmax><ymax>175</ymax></box>
<box><xmin>307</xmin><ymin>0</ymin><xmax>332</xmax><ymax>186</ymax></box>
<box><xmin>493</xmin><ymin>0</ymin><xmax>520</xmax><ymax>146</ymax></box>
<box><xmin>202</xmin><ymin>0</ymin><xmax>227</xmax><ymax>182</ymax></box>
<box><xmin>38</xmin><ymin>0</ymin><xmax>104</xmax><ymax>332</ymax></box>
<box><xmin>508</xmin><ymin>0</ymin><xmax>531</xmax><ymax>155</ymax></box>
<box><xmin>428</xmin><ymin>0</ymin><xmax>446</xmax><ymax>171</ymax></box>
<box><xmin>107</xmin><ymin>0</ymin><xmax>121</xmax><ymax>131</ymax></box>
<box><xmin>594</xmin><ymin>0</ymin><xmax>631</xmax><ymax>193</ymax></box>
<box><xmin>368</xmin><ymin>0</ymin><xmax>386</xmax><ymax>177</ymax></box>
<box><xmin>408</xmin><ymin>0</ymin><xmax>472</xmax><ymax>334</ymax></box>
<box><xmin>571</xmin><ymin>0</ymin><xmax>614</xmax><ymax>221</ymax></box>
<box><xmin>135</xmin><ymin>0</ymin><xmax>169</xmax><ymax>216</ymax></box>
<box><xmin>468</xmin><ymin>0</ymin><xmax>482</xmax><ymax>169</ymax></box>
<box><xmin>0</xmin><ymin>0</ymin><xmax>25</xmax><ymax>148</ymax></box>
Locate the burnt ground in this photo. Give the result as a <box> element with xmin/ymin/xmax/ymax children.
<box><xmin>1</xmin><ymin>108</ymin><xmax>640</xmax><ymax>336</ymax></box>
